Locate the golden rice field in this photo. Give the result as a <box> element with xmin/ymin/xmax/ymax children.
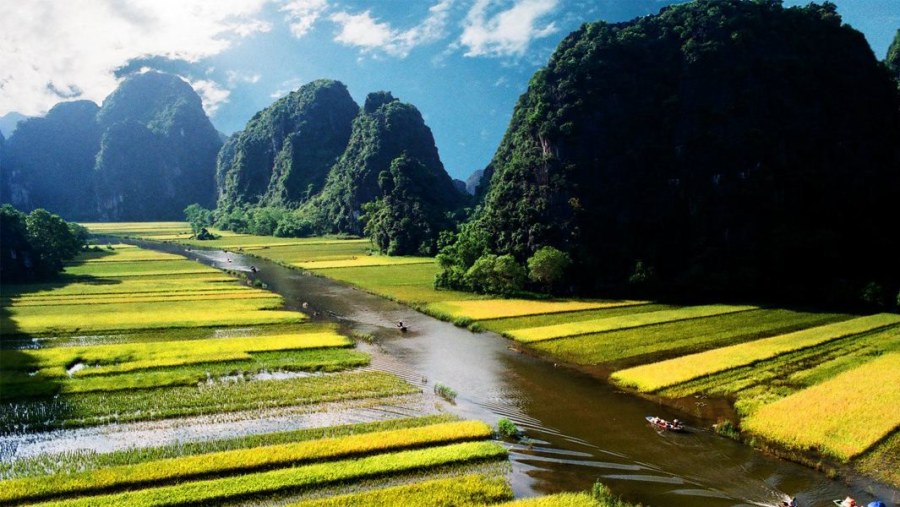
<box><xmin>508</xmin><ymin>304</ymin><xmax>758</xmax><ymax>343</ymax></box>
<box><xmin>3</xmin><ymin>327</ymin><xmax>351</xmax><ymax>379</ymax></box>
<box><xmin>0</xmin><ymin>420</ymin><xmax>492</xmax><ymax>504</ymax></box>
<box><xmin>742</xmin><ymin>353</ymin><xmax>900</xmax><ymax>461</ymax></box>
<box><xmin>610</xmin><ymin>313</ymin><xmax>900</xmax><ymax>392</ymax></box>
<box><xmin>1</xmin><ymin>245</ymin><xmax>309</xmax><ymax>337</ymax></box>
<box><xmin>426</xmin><ymin>299</ymin><xmax>647</xmax><ymax>321</ymax></box>
<box><xmin>294</xmin><ymin>256</ymin><xmax>435</xmax><ymax>270</ymax></box>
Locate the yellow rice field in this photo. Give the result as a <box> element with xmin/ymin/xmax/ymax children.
<box><xmin>5</xmin><ymin>298</ymin><xmax>303</xmax><ymax>335</ymax></box>
<box><xmin>426</xmin><ymin>299</ymin><xmax>646</xmax><ymax>321</ymax></box>
<box><xmin>611</xmin><ymin>313</ymin><xmax>900</xmax><ymax>392</ymax></box>
<box><xmin>294</xmin><ymin>256</ymin><xmax>434</xmax><ymax>270</ymax></box>
<box><xmin>742</xmin><ymin>352</ymin><xmax>900</xmax><ymax>460</ymax></box>
<box><xmin>5</xmin><ymin>329</ymin><xmax>350</xmax><ymax>378</ymax></box>
<box><xmin>508</xmin><ymin>304</ymin><xmax>757</xmax><ymax>343</ymax></box>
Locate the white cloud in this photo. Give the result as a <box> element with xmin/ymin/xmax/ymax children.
<box><xmin>0</xmin><ymin>0</ymin><xmax>270</xmax><ymax>117</ymax></box>
<box><xmin>281</xmin><ymin>0</ymin><xmax>328</xmax><ymax>38</ymax></box>
<box><xmin>270</xmin><ymin>77</ymin><xmax>306</xmax><ymax>99</ymax></box>
<box><xmin>190</xmin><ymin>79</ymin><xmax>230</xmax><ymax>116</ymax></box>
<box><xmin>225</xmin><ymin>70</ymin><xmax>262</xmax><ymax>86</ymax></box>
<box><xmin>329</xmin><ymin>0</ymin><xmax>453</xmax><ymax>58</ymax></box>
<box><xmin>459</xmin><ymin>0</ymin><xmax>559</xmax><ymax>57</ymax></box>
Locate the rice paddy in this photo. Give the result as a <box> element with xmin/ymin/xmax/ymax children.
<box><xmin>507</xmin><ymin>304</ymin><xmax>758</xmax><ymax>343</ymax></box>
<box><xmin>0</xmin><ymin>420</ymin><xmax>492</xmax><ymax>503</ymax></box>
<box><xmin>27</xmin><ymin>441</ymin><xmax>507</xmax><ymax>507</ymax></box>
<box><xmin>742</xmin><ymin>353</ymin><xmax>900</xmax><ymax>460</ymax></box>
<box><xmin>610</xmin><ymin>314</ymin><xmax>900</xmax><ymax>392</ymax></box>
<box><xmin>1</xmin><ymin>234</ymin><xmax>532</xmax><ymax>505</ymax></box>
<box><xmin>75</xmin><ymin>223</ymin><xmax>900</xmax><ymax>490</ymax></box>
<box><xmin>426</xmin><ymin>299</ymin><xmax>647</xmax><ymax>321</ymax></box>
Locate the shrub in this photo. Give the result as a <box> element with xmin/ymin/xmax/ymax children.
<box><xmin>433</xmin><ymin>383</ymin><xmax>457</xmax><ymax>403</ymax></box>
<box><xmin>464</xmin><ymin>254</ymin><xmax>526</xmax><ymax>296</ymax></box>
<box><xmin>496</xmin><ymin>417</ymin><xmax>519</xmax><ymax>439</ymax></box>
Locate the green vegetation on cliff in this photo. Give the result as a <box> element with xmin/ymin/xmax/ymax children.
<box><xmin>216</xmin><ymin>79</ymin><xmax>358</xmax><ymax>209</ymax></box>
<box><xmin>438</xmin><ymin>0</ymin><xmax>900</xmax><ymax>307</ymax></box>
<box><xmin>214</xmin><ymin>88</ymin><xmax>465</xmax><ymax>255</ymax></box>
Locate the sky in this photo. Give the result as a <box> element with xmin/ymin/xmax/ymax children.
<box><xmin>1</xmin><ymin>0</ymin><xmax>898</xmax><ymax>180</ymax></box>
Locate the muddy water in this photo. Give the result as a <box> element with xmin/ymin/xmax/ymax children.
<box><xmin>6</xmin><ymin>240</ymin><xmax>896</xmax><ymax>507</ymax></box>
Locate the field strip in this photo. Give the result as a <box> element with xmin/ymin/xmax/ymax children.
<box><xmin>3</xmin><ymin>331</ymin><xmax>351</xmax><ymax>378</ymax></box>
<box><xmin>531</xmin><ymin>309</ymin><xmax>850</xmax><ymax>365</ymax></box>
<box><xmin>8</xmin><ymin>291</ymin><xmax>273</xmax><ymax>307</ymax></box>
<box><xmin>497</xmin><ymin>492</ymin><xmax>597</xmax><ymax>506</ymax></box>
<box><xmin>611</xmin><ymin>313</ymin><xmax>900</xmax><ymax>392</ymax></box>
<box><xmin>27</xmin><ymin>442</ymin><xmax>507</xmax><ymax>507</ymax></box>
<box><xmin>743</xmin><ymin>352</ymin><xmax>900</xmax><ymax>461</ymax></box>
<box><xmin>508</xmin><ymin>305</ymin><xmax>757</xmax><ymax>343</ymax></box>
<box><xmin>288</xmin><ymin>473</ymin><xmax>512</xmax><ymax>506</ymax></box>
<box><xmin>0</xmin><ymin>415</ymin><xmax>457</xmax><ymax>480</ymax></box>
<box><xmin>6</xmin><ymin>299</ymin><xmax>304</xmax><ymax>335</ymax></box>
<box><xmin>296</xmin><ymin>257</ymin><xmax>435</xmax><ymax>270</ymax></box>
<box><xmin>0</xmin><ymin>421</ymin><xmax>491</xmax><ymax>503</ymax></box>
<box><xmin>0</xmin><ymin>371</ymin><xmax>417</xmax><ymax>431</ymax></box>
<box><xmin>426</xmin><ymin>299</ymin><xmax>647</xmax><ymax>321</ymax></box>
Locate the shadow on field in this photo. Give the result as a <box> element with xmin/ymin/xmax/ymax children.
<box><xmin>0</xmin><ymin>251</ymin><xmax>122</xmax><ymax>431</ymax></box>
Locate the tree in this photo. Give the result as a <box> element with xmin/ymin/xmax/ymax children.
<box><xmin>527</xmin><ymin>246</ymin><xmax>571</xmax><ymax>291</ymax></box>
<box><xmin>0</xmin><ymin>204</ymin><xmax>34</xmax><ymax>283</ymax></box>
<box><xmin>25</xmin><ymin>208</ymin><xmax>82</xmax><ymax>277</ymax></box>
<box><xmin>184</xmin><ymin>203</ymin><xmax>213</xmax><ymax>235</ymax></box>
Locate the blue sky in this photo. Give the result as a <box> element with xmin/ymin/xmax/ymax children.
<box><xmin>1</xmin><ymin>1</ymin><xmax>897</xmax><ymax>180</ymax></box>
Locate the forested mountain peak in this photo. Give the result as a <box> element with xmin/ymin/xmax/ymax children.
<box><xmin>216</xmin><ymin>79</ymin><xmax>358</xmax><ymax>209</ymax></box>
<box><xmin>439</xmin><ymin>0</ymin><xmax>900</xmax><ymax>305</ymax></box>
<box><xmin>294</xmin><ymin>90</ymin><xmax>465</xmax><ymax>254</ymax></box>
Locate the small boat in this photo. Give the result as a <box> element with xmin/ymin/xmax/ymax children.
<box><xmin>646</xmin><ymin>416</ymin><xmax>685</xmax><ymax>432</ymax></box>
<box><xmin>833</xmin><ymin>500</ymin><xmax>884</xmax><ymax>507</ymax></box>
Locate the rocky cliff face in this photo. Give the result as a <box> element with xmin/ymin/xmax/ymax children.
<box><xmin>216</xmin><ymin>79</ymin><xmax>358</xmax><ymax>209</ymax></box>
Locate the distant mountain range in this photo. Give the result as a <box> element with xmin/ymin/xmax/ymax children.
<box><xmin>1</xmin><ymin>72</ymin><xmax>220</xmax><ymax>220</ymax></box>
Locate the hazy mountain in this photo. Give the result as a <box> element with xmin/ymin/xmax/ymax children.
<box><xmin>465</xmin><ymin>169</ymin><xmax>485</xmax><ymax>195</ymax></box>
<box><xmin>1</xmin><ymin>101</ymin><xmax>102</xmax><ymax>220</ymax></box>
<box><xmin>439</xmin><ymin>0</ymin><xmax>900</xmax><ymax>305</ymax></box>
<box><xmin>94</xmin><ymin>72</ymin><xmax>222</xmax><ymax>220</ymax></box>
<box><xmin>1</xmin><ymin>72</ymin><xmax>220</xmax><ymax>221</ymax></box>
<box><xmin>0</xmin><ymin>112</ymin><xmax>28</xmax><ymax>138</ymax></box>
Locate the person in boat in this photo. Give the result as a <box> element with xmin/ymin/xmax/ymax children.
<box><xmin>839</xmin><ymin>497</ymin><xmax>857</xmax><ymax>507</ymax></box>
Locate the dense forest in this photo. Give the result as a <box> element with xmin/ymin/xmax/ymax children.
<box><xmin>436</xmin><ymin>0</ymin><xmax>900</xmax><ymax>307</ymax></box>
<box><xmin>0</xmin><ymin>72</ymin><xmax>220</xmax><ymax>221</ymax></box>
